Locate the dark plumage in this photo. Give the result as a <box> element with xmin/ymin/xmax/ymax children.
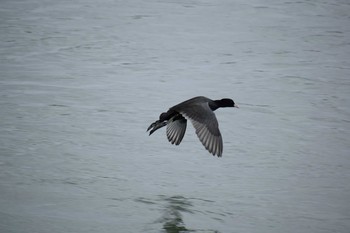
<box><xmin>147</xmin><ymin>96</ymin><xmax>238</xmax><ymax>157</ymax></box>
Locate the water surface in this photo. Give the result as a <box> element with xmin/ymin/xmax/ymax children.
<box><xmin>1</xmin><ymin>0</ymin><xmax>350</xmax><ymax>232</ymax></box>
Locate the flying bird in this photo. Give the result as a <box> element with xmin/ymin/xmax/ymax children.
<box><xmin>147</xmin><ymin>96</ymin><xmax>238</xmax><ymax>157</ymax></box>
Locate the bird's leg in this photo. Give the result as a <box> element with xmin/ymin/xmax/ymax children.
<box><xmin>147</xmin><ymin>120</ymin><xmax>158</xmax><ymax>132</ymax></box>
<box><xmin>148</xmin><ymin>121</ymin><xmax>167</xmax><ymax>135</ymax></box>
<box><xmin>147</xmin><ymin>111</ymin><xmax>168</xmax><ymax>134</ymax></box>
<box><xmin>147</xmin><ymin>110</ymin><xmax>178</xmax><ymax>135</ymax></box>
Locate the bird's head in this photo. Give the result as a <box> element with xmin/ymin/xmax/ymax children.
<box><xmin>218</xmin><ymin>98</ymin><xmax>239</xmax><ymax>108</ymax></box>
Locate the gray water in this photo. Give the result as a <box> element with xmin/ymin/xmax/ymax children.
<box><xmin>1</xmin><ymin>0</ymin><xmax>350</xmax><ymax>232</ymax></box>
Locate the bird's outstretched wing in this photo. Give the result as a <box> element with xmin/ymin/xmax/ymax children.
<box><xmin>178</xmin><ymin>103</ymin><xmax>223</xmax><ymax>157</ymax></box>
<box><xmin>166</xmin><ymin>115</ymin><xmax>187</xmax><ymax>145</ymax></box>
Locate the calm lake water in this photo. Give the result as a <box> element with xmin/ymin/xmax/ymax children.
<box><xmin>1</xmin><ymin>0</ymin><xmax>350</xmax><ymax>232</ymax></box>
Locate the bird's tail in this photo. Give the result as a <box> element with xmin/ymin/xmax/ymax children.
<box><xmin>147</xmin><ymin>120</ymin><xmax>167</xmax><ymax>135</ymax></box>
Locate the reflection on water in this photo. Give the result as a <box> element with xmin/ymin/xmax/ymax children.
<box><xmin>160</xmin><ymin>195</ymin><xmax>192</xmax><ymax>233</ymax></box>
<box><xmin>136</xmin><ymin>195</ymin><xmax>220</xmax><ymax>232</ymax></box>
<box><xmin>157</xmin><ymin>195</ymin><xmax>219</xmax><ymax>233</ymax></box>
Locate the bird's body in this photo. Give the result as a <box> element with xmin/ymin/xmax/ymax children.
<box><xmin>147</xmin><ymin>96</ymin><xmax>238</xmax><ymax>157</ymax></box>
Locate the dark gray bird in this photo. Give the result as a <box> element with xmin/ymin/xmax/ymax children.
<box><xmin>147</xmin><ymin>96</ymin><xmax>238</xmax><ymax>157</ymax></box>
